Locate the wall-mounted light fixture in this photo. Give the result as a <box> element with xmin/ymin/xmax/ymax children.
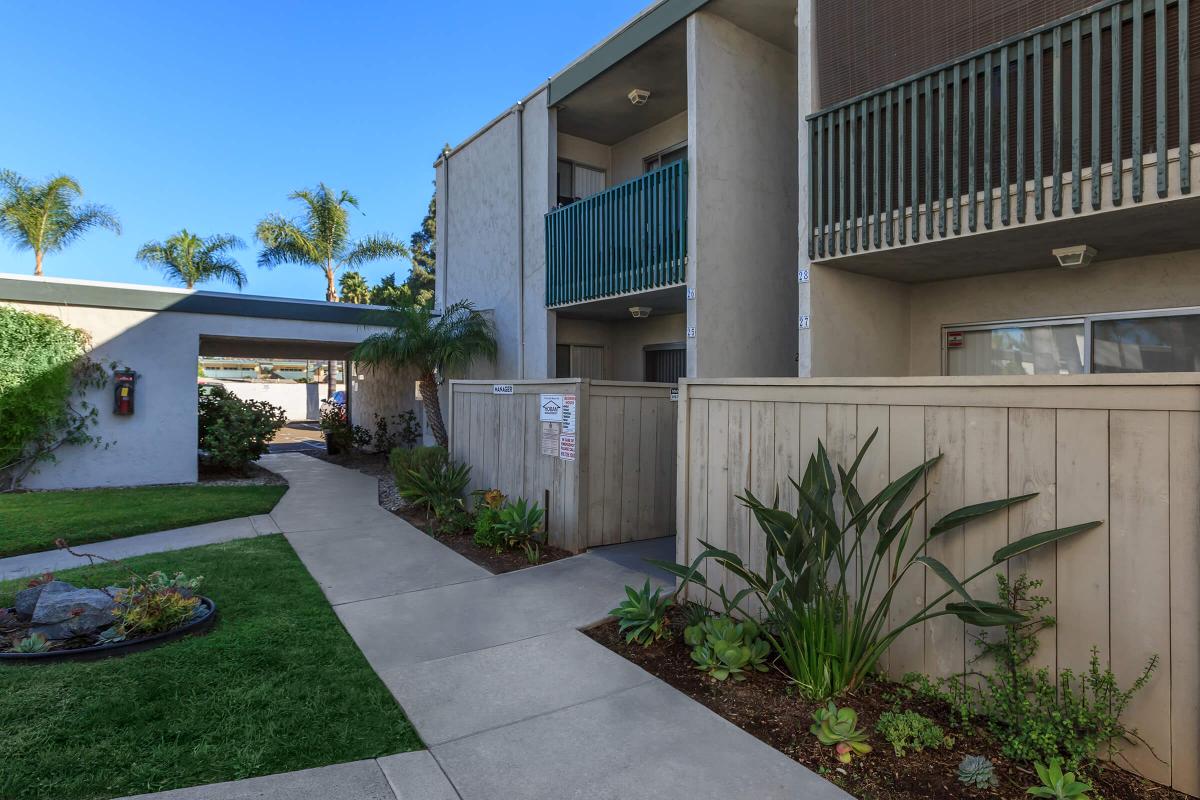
<box><xmin>628</xmin><ymin>88</ymin><xmax>651</xmax><ymax>106</ymax></box>
<box><xmin>1051</xmin><ymin>245</ymin><xmax>1097</xmax><ymax>269</ymax></box>
<box><xmin>629</xmin><ymin>306</ymin><xmax>653</xmax><ymax>319</ymax></box>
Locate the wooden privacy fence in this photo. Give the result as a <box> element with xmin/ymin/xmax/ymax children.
<box><xmin>675</xmin><ymin>375</ymin><xmax>1199</xmax><ymax>795</ymax></box>
<box><xmin>449</xmin><ymin>379</ymin><xmax>677</xmax><ymax>553</ymax></box>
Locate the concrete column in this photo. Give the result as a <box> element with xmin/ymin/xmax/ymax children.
<box><xmin>686</xmin><ymin>11</ymin><xmax>799</xmax><ymax>379</ymax></box>
<box><xmin>796</xmin><ymin>0</ymin><xmax>815</xmax><ymax>376</ymax></box>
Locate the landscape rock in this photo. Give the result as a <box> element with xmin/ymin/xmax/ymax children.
<box><xmin>14</xmin><ymin>580</ymin><xmax>69</xmax><ymax>620</ymax></box>
<box><xmin>30</xmin><ymin>582</ymin><xmax>117</xmax><ymax>640</ymax></box>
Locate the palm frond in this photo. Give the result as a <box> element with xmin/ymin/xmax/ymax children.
<box><xmin>255</xmin><ymin>214</ymin><xmax>322</xmax><ymax>268</ymax></box>
<box><xmin>343</xmin><ymin>233</ymin><xmax>408</xmax><ymax>268</ymax></box>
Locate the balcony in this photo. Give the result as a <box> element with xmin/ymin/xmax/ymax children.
<box><xmin>807</xmin><ymin>0</ymin><xmax>1200</xmax><ymax>278</ymax></box>
<box><xmin>545</xmin><ymin>160</ymin><xmax>687</xmax><ymax>308</ymax></box>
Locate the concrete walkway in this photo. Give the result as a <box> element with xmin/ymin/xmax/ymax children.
<box><xmin>0</xmin><ymin>514</ymin><xmax>280</xmax><ymax>581</ymax></box>
<box><xmin>120</xmin><ymin>453</ymin><xmax>847</xmax><ymax>800</ymax></box>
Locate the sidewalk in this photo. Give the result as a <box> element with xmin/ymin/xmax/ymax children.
<box><xmin>121</xmin><ymin>453</ymin><xmax>848</xmax><ymax>800</ymax></box>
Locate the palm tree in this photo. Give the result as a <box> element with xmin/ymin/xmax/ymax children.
<box><xmin>353</xmin><ymin>300</ymin><xmax>497</xmax><ymax>448</ymax></box>
<box><xmin>136</xmin><ymin>229</ymin><xmax>247</xmax><ymax>290</ymax></box>
<box><xmin>255</xmin><ymin>183</ymin><xmax>407</xmax><ymax>302</ymax></box>
<box><xmin>338</xmin><ymin>270</ymin><xmax>371</xmax><ymax>304</ymax></box>
<box><xmin>0</xmin><ymin>170</ymin><xmax>121</xmax><ymax>275</ymax></box>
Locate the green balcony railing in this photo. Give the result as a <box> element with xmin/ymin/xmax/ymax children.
<box><xmin>545</xmin><ymin>160</ymin><xmax>687</xmax><ymax>307</ymax></box>
<box><xmin>807</xmin><ymin>0</ymin><xmax>1194</xmax><ymax>259</ymax></box>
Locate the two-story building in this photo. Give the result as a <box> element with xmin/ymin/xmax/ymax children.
<box><xmin>435</xmin><ymin>0</ymin><xmax>800</xmax><ymax>383</ymax></box>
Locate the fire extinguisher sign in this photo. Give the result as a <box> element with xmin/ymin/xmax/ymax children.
<box><xmin>946</xmin><ymin>331</ymin><xmax>965</xmax><ymax>349</ymax></box>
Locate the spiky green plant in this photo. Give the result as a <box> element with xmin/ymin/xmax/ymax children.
<box><xmin>652</xmin><ymin>429</ymin><xmax>1100</xmax><ymax>699</ymax></box>
<box><xmin>255</xmin><ymin>183</ymin><xmax>407</xmax><ymax>302</ymax></box>
<box><xmin>609</xmin><ymin>580</ymin><xmax>672</xmax><ymax>646</ymax></box>
<box><xmin>1027</xmin><ymin>758</ymin><xmax>1092</xmax><ymax>799</ymax></box>
<box><xmin>0</xmin><ymin>170</ymin><xmax>121</xmax><ymax>275</ymax></box>
<box><xmin>352</xmin><ymin>300</ymin><xmax>497</xmax><ymax>447</ymax></box>
<box><xmin>136</xmin><ymin>229</ymin><xmax>246</xmax><ymax>289</ymax></box>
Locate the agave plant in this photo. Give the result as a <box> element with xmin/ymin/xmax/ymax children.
<box><xmin>652</xmin><ymin>429</ymin><xmax>1100</xmax><ymax>699</ymax></box>
<box><xmin>958</xmin><ymin>755</ymin><xmax>998</xmax><ymax>789</ymax></box>
<box><xmin>495</xmin><ymin>497</ymin><xmax>545</xmax><ymax>548</ymax></box>
<box><xmin>609</xmin><ymin>581</ymin><xmax>672</xmax><ymax>646</ymax></box>
<box><xmin>810</xmin><ymin>702</ymin><xmax>872</xmax><ymax>763</ymax></box>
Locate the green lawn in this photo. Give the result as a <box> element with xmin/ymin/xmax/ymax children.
<box><xmin>0</xmin><ymin>483</ymin><xmax>287</xmax><ymax>558</ymax></box>
<box><xmin>0</xmin><ymin>536</ymin><xmax>420</xmax><ymax>800</ymax></box>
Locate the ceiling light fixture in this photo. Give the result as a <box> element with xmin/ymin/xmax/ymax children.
<box><xmin>1052</xmin><ymin>245</ymin><xmax>1097</xmax><ymax>269</ymax></box>
<box><xmin>628</xmin><ymin>88</ymin><xmax>651</xmax><ymax>106</ymax></box>
<box><xmin>629</xmin><ymin>306</ymin><xmax>652</xmax><ymax>319</ymax></box>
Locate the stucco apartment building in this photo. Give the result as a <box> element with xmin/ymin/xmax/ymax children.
<box><xmin>439</xmin><ymin>0</ymin><xmax>1200</xmax><ymax>383</ymax></box>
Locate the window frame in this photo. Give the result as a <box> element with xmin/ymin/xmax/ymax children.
<box><xmin>941</xmin><ymin>305</ymin><xmax>1200</xmax><ymax>375</ymax></box>
<box><xmin>643</xmin><ymin>140</ymin><xmax>688</xmax><ymax>173</ymax></box>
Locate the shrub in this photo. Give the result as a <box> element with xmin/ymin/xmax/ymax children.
<box><xmin>473</xmin><ymin>506</ymin><xmax>504</xmax><ymax>549</ymax></box>
<box><xmin>810</xmin><ymin>702</ymin><xmax>872</xmax><ymax>763</ymax></box>
<box><xmin>875</xmin><ymin>709</ymin><xmax>952</xmax><ymax>757</ymax></box>
<box><xmin>969</xmin><ymin>573</ymin><xmax>1157</xmax><ymax>770</ymax></box>
<box><xmin>373</xmin><ymin>410</ymin><xmax>420</xmax><ymax>451</ymax></box>
<box><xmin>609</xmin><ymin>580</ymin><xmax>672</xmax><ymax>646</ymax></box>
<box><xmin>653</xmin><ymin>430</ymin><xmax>1100</xmax><ymax>700</ymax></box>
<box><xmin>389</xmin><ymin>446</ymin><xmax>447</xmax><ymax>494</ymax></box>
<box><xmin>684</xmin><ymin>615</ymin><xmax>770</xmax><ymax>681</ymax></box>
<box><xmin>0</xmin><ymin>306</ymin><xmax>107</xmax><ymax>490</ymax></box>
<box><xmin>1027</xmin><ymin>758</ymin><xmax>1093</xmax><ymax>800</ymax></box>
<box><xmin>197</xmin><ymin>385</ymin><xmax>286</xmax><ymax>471</ymax></box>
<box><xmin>318</xmin><ymin>399</ymin><xmax>370</xmax><ymax>454</ymax></box>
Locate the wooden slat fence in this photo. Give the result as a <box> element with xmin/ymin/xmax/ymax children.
<box><xmin>449</xmin><ymin>379</ymin><xmax>677</xmax><ymax>552</ymax></box>
<box><xmin>676</xmin><ymin>375</ymin><xmax>1199</xmax><ymax>795</ymax></box>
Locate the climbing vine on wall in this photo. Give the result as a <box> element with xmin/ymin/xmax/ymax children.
<box><xmin>0</xmin><ymin>305</ymin><xmax>108</xmax><ymax>491</ymax></box>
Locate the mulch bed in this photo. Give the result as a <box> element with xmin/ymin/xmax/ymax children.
<box><xmin>303</xmin><ymin>450</ymin><xmax>572</xmax><ymax>575</ymax></box>
<box><xmin>583</xmin><ymin>617</ymin><xmax>1187</xmax><ymax>800</ymax></box>
<box><xmin>198</xmin><ymin>462</ymin><xmax>288</xmax><ymax>487</ymax></box>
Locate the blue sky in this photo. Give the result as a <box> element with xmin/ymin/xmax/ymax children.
<box><xmin>0</xmin><ymin>1</ymin><xmax>646</xmax><ymax>300</ymax></box>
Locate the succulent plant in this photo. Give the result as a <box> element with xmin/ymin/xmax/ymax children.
<box><xmin>13</xmin><ymin>633</ymin><xmax>51</xmax><ymax>653</ymax></box>
<box><xmin>810</xmin><ymin>702</ymin><xmax>873</xmax><ymax>763</ymax></box>
<box><xmin>1026</xmin><ymin>758</ymin><xmax>1092</xmax><ymax>800</ymax></box>
<box><xmin>958</xmin><ymin>755</ymin><xmax>998</xmax><ymax>789</ymax></box>
<box><xmin>609</xmin><ymin>581</ymin><xmax>672</xmax><ymax>646</ymax></box>
<box><xmin>685</xmin><ymin>616</ymin><xmax>770</xmax><ymax>681</ymax></box>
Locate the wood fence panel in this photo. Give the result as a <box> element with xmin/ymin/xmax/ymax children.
<box><xmin>675</xmin><ymin>376</ymin><xmax>1198</xmax><ymax>793</ymax></box>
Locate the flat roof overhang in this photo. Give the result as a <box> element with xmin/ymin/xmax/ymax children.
<box><xmin>817</xmin><ymin>195</ymin><xmax>1200</xmax><ymax>283</ymax></box>
<box><xmin>554</xmin><ymin>284</ymin><xmax>686</xmax><ymax>321</ymax></box>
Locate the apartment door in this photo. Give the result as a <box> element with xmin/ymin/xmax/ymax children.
<box><xmin>556</xmin><ymin>344</ymin><xmax>605</xmax><ymax>379</ymax></box>
<box><xmin>644</xmin><ymin>344</ymin><xmax>686</xmax><ymax>383</ymax></box>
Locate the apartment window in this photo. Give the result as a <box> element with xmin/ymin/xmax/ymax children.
<box><xmin>644</xmin><ymin>343</ymin><xmax>686</xmax><ymax>383</ymax></box>
<box><xmin>945</xmin><ymin>308</ymin><xmax>1200</xmax><ymax>375</ymax></box>
<box><xmin>556</xmin><ymin>344</ymin><xmax>605</xmax><ymax>379</ymax></box>
<box><xmin>643</xmin><ymin>142</ymin><xmax>687</xmax><ymax>173</ymax></box>
<box><xmin>557</xmin><ymin>159</ymin><xmax>606</xmax><ymax>205</ymax></box>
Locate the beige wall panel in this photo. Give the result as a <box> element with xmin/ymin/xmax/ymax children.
<box><xmin>1168</xmin><ymin>411</ymin><xmax>1200</xmax><ymax>798</ymax></box>
<box><xmin>685</xmin><ymin>398</ymin><xmax>711</xmax><ymax>578</ymax></box>
<box><xmin>705</xmin><ymin>400</ymin><xmax>730</xmax><ymax>590</ymax></box>
<box><xmin>638</xmin><ymin>399</ymin><xmax>660</xmax><ymax>536</ymax></box>
<box><xmin>725</xmin><ymin>400</ymin><xmax>753</xmax><ymax>602</ymax></box>
<box><xmin>1054</xmin><ymin>409</ymin><xmax>1110</xmax><ymax>676</ymax></box>
<box><xmin>1110</xmin><ymin>410</ymin><xmax>1172</xmax><ymax>786</ymax></box>
<box><xmin>856</xmin><ymin>404</ymin><xmax>892</xmax><ymax>671</ymax></box>
<box><xmin>773</xmin><ymin>402</ymin><xmax>803</xmax><ymax>511</ymax></box>
<box><xmin>602</xmin><ymin>396</ymin><xmax>624</xmax><ymax>545</ymax></box>
<box><xmin>620</xmin><ymin>397</ymin><xmax>642</xmax><ymax>542</ymax></box>
<box><xmin>888</xmin><ymin>404</ymin><xmax>928</xmax><ymax>676</ymax></box>
<box><xmin>746</xmin><ymin>401</ymin><xmax>776</xmax><ymax>618</ymax></box>
<box><xmin>1007</xmin><ymin>407</ymin><xmax>1058</xmax><ymax>675</ymax></box>
<box><xmin>924</xmin><ymin>406</ymin><xmax>967</xmax><ymax>679</ymax></box>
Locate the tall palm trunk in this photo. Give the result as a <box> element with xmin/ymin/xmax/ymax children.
<box><xmin>34</xmin><ymin>250</ymin><xmax>43</xmax><ymax>276</ymax></box>
<box><xmin>324</xmin><ymin>264</ymin><xmax>337</xmax><ymax>302</ymax></box>
<box><xmin>420</xmin><ymin>373</ymin><xmax>447</xmax><ymax>448</ymax></box>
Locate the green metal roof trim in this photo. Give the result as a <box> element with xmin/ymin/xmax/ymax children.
<box><xmin>0</xmin><ymin>275</ymin><xmax>386</xmax><ymax>325</ymax></box>
<box><xmin>548</xmin><ymin>0</ymin><xmax>710</xmax><ymax>106</ymax></box>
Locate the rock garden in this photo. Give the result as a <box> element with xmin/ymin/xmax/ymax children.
<box><xmin>0</xmin><ymin>550</ymin><xmax>213</xmax><ymax>661</ymax></box>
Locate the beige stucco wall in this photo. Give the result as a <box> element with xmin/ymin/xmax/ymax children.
<box><xmin>687</xmin><ymin>11</ymin><xmax>799</xmax><ymax>379</ymax></box>
<box><xmin>557</xmin><ymin>132</ymin><xmax>612</xmax><ymax>174</ymax></box>
<box><xmin>556</xmin><ymin>313</ymin><xmax>686</xmax><ymax>381</ymax></box>
<box><xmin>610</xmin><ymin>111</ymin><xmax>688</xmax><ymax>184</ymax></box>
<box><xmin>808</xmin><ymin>247</ymin><xmax>1200</xmax><ymax>377</ymax></box>
<box><xmin>4</xmin><ymin>299</ymin><xmax>394</xmax><ymax>489</ymax></box>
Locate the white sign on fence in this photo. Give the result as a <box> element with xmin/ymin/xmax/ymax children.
<box><xmin>558</xmin><ymin>433</ymin><xmax>576</xmax><ymax>461</ymax></box>
<box><xmin>492</xmin><ymin>384</ymin><xmax>514</xmax><ymax>395</ymax></box>
<box><xmin>539</xmin><ymin>394</ymin><xmax>564</xmax><ymax>422</ymax></box>
<box><xmin>540</xmin><ymin>422</ymin><xmax>561</xmax><ymax>456</ymax></box>
<box><xmin>561</xmin><ymin>394</ymin><xmax>577</xmax><ymax>433</ymax></box>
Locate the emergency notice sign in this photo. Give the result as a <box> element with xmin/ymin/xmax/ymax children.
<box><xmin>558</xmin><ymin>434</ymin><xmax>576</xmax><ymax>461</ymax></box>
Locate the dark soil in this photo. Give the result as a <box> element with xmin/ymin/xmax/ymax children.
<box><xmin>198</xmin><ymin>461</ymin><xmax>288</xmax><ymax>486</ymax></box>
<box><xmin>584</xmin><ymin>617</ymin><xmax>1187</xmax><ymax>800</ymax></box>
<box><xmin>395</xmin><ymin>507</ymin><xmax>572</xmax><ymax>575</ymax></box>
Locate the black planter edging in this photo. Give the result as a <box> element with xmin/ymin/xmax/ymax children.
<box><xmin>0</xmin><ymin>597</ymin><xmax>218</xmax><ymax>664</ymax></box>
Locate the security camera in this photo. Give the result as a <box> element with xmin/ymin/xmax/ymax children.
<box><xmin>628</xmin><ymin>306</ymin><xmax>653</xmax><ymax>319</ymax></box>
<box><xmin>1052</xmin><ymin>245</ymin><xmax>1097</xmax><ymax>269</ymax></box>
<box><xmin>628</xmin><ymin>88</ymin><xmax>651</xmax><ymax>106</ymax></box>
